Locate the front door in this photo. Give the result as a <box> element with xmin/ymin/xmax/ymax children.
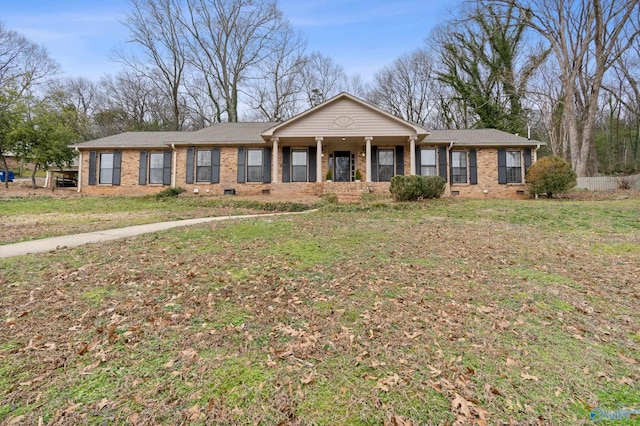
<box><xmin>333</xmin><ymin>151</ymin><xmax>351</xmax><ymax>182</ymax></box>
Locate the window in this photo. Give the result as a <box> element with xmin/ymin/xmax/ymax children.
<box><xmin>247</xmin><ymin>149</ymin><xmax>263</xmax><ymax>182</ymax></box>
<box><xmin>506</xmin><ymin>151</ymin><xmax>522</xmax><ymax>183</ymax></box>
<box><xmin>451</xmin><ymin>151</ymin><xmax>467</xmax><ymax>183</ymax></box>
<box><xmin>196</xmin><ymin>150</ymin><xmax>212</xmax><ymax>183</ymax></box>
<box><xmin>99</xmin><ymin>153</ymin><xmax>114</xmax><ymax>184</ymax></box>
<box><xmin>378</xmin><ymin>149</ymin><xmax>394</xmax><ymax>182</ymax></box>
<box><xmin>420</xmin><ymin>149</ymin><xmax>437</xmax><ymax>176</ymax></box>
<box><xmin>291</xmin><ymin>150</ymin><xmax>307</xmax><ymax>182</ymax></box>
<box><xmin>148</xmin><ymin>152</ymin><xmax>164</xmax><ymax>184</ymax></box>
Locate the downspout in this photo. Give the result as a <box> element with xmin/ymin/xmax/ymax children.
<box><xmin>533</xmin><ymin>143</ymin><xmax>541</xmax><ymax>163</ymax></box>
<box><xmin>171</xmin><ymin>144</ymin><xmax>177</xmax><ymax>188</ymax></box>
<box><xmin>76</xmin><ymin>148</ymin><xmax>82</xmax><ymax>193</ymax></box>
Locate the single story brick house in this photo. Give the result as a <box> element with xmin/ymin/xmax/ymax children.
<box><xmin>70</xmin><ymin>92</ymin><xmax>544</xmax><ymax>200</ymax></box>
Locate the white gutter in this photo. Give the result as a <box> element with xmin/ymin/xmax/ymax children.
<box><xmin>76</xmin><ymin>148</ymin><xmax>82</xmax><ymax>193</ymax></box>
<box><xmin>171</xmin><ymin>144</ymin><xmax>177</xmax><ymax>188</ymax></box>
<box><xmin>533</xmin><ymin>143</ymin><xmax>541</xmax><ymax>163</ymax></box>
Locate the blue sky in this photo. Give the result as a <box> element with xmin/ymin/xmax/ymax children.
<box><xmin>3</xmin><ymin>0</ymin><xmax>450</xmax><ymax>83</ymax></box>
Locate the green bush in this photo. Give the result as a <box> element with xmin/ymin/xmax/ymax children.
<box><xmin>525</xmin><ymin>156</ymin><xmax>577</xmax><ymax>197</ymax></box>
<box><xmin>155</xmin><ymin>186</ymin><xmax>185</xmax><ymax>199</ymax></box>
<box><xmin>389</xmin><ymin>175</ymin><xmax>445</xmax><ymax>201</ymax></box>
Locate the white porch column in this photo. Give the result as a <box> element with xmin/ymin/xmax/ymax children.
<box><xmin>272</xmin><ymin>137</ymin><xmax>279</xmax><ymax>183</ymax></box>
<box><xmin>315</xmin><ymin>136</ymin><xmax>323</xmax><ymax>181</ymax></box>
<box><xmin>409</xmin><ymin>136</ymin><xmax>416</xmax><ymax>175</ymax></box>
<box><xmin>365</xmin><ymin>136</ymin><xmax>373</xmax><ymax>182</ymax></box>
<box><xmin>76</xmin><ymin>149</ymin><xmax>83</xmax><ymax>193</ymax></box>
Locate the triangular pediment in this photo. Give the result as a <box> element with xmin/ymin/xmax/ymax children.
<box><xmin>262</xmin><ymin>93</ymin><xmax>428</xmax><ymax>140</ymax></box>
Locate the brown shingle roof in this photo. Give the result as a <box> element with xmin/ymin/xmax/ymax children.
<box><xmin>70</xmin><ymin>131</ymin><xmax>187</xmax><ymax>149</ymax></box>
<box><xmin>71</xmin><ymin>122</ymin><xmax>280</xmax><ymax>149</ymax></box>
<box><xmin>185</xmin><ymin>122</ymin><xmax>278</xmax><ymax>144</ymax></box>
<box><xmin>424</xmin><ymin>129</ymin><xmax>544</xmax><ymax>146</ymax></box>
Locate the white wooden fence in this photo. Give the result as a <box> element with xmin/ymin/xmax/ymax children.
<box><xmin>576</xmin><ymin>174</ymin><xmax>640</xmax><ymax>191</ymax></box>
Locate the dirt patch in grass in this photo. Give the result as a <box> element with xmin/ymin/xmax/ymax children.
<box><xmin>1</xmin><ymin>199</ymin><xmax>639</xmax><ymax>424</ymax></box>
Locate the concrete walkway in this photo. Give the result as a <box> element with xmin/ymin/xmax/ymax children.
<box><xmin>0</xmin><ymin>210</ymin><xmax>315</xmax><ymax>259</ymax></box>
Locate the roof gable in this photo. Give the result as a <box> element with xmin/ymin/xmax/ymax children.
<box><xmin>262</xmin><ymin>92</ymin><xmax>429</xmax><ymax>139</ymax></box>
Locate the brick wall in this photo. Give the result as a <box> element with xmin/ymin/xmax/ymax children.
<box><xmin>448</xmin><ymin>148</ymin><xmax>529</xmax><ymax>199</ymax></box>
<box><xmin>77</xmin><ymin>146</ymin><xmax>531</xmax><ymax>199</ymax></box>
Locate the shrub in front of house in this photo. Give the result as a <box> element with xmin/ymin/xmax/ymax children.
<box><xmin>155</xmin><ymin>186</ymin><xmax>185</xmax><ymax>199</ymax></box>
<box><xmin>390</xmin><ymin>175</ymin><xmax>445</xmax><ymax>201</ymax></box>
<box><xmin>525</xmin><ymin>156</ymin><xmax>577</xmax><ymax>197</ymax></box>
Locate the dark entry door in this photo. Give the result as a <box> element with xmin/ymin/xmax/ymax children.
<box><xmin>333</xmin><ymin>151</ymin><xmax>351</xmax><ymax>182</ymax></box>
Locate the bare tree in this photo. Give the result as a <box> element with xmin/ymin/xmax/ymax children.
<box><xmin>244</xmin><ymin>22</ymin><xmax>307</xmax><ymax>121</ymax></box>
<box><xmin>96</xmin><ymin>70</ymin><xmax>172</xmax><ymax>136</ymax></box>
<box><xmin>118</xmin><ymin>0</ymin><xmax>188</xmax><ymax>130</ymax></box>
<box><xmin>502</xmin><ymin>0</ymin><xmax>640</xmax><ymax>176</ymax></box>
<box><xmin>179</xmin><ymin>0</ymin><xmax>284</xmax><ymax>122</ymax></box>
<box><xmin>367</xmin><ymin>48</ymin><xmax>437</xmax><ymax>126</ymax></box>
<box><xmin>299</xmin><ymin>52</ymin><xmax>348</xmax><ymax>107</ymax></box>
<box><xmin>0</xmin><ymin>22</ymin><xmax>59</xmax><ymax>94</ymax></box>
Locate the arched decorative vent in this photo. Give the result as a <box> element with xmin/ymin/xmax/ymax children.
<box><xmin>330</xmin><ymin>115</ymin><xmax>358</xmax><ymax>130</ymax></box>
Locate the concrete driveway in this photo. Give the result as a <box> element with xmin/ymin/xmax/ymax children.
<box><xmin>0</xmin><ymin>210</ymin><xmax>315</xmax><ymax>259</ymax></box>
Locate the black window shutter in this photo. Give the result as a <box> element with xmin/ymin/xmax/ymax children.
<box><xmin>438</xmin><ymin>146</ymin><xmax>447</xmax><ymax>182</ymax></box>
<box><xmin>211</xmin><ymin>148</ymin><xmax>221</xmax><ymax>183</ymax></box>
<box><xmin>139</xmin><ymin>151</ymin><xmax>147</xmax><ymax>185</ymax></box>
<box><xmin>415</xmin><ymin>146</ymin><xmax>422</xmax><ymax>175</ymax></box>
<box><xmin>497</xmin><ymin>148</ymin><xmax>507</xmax><ymax>184</ymax></box>
<box><xmin>371</xmin><ymin>146</ymin><xmax>378</xmax><ymax>182</ymax></box>
<box><xmin>262</xmin><ymin>148</ymin><xmax>272</xmax><ymax>183</ymax></box>
<box><xmin>395</xmin><ymin>146</ymin><xmax>404</xmax><ymax>176</ymax></box>
<box><xmin>112</xmin><ymin>151</ymin><xmax>122</xmax><ymax>186</ymax></box>
<box><xmin>469</xmin><ymin>149</ymin><xmax>478</xmax><ymax>185</ymax></box>
<box><xmin>237</xmin><ymin>148</ymin><xmax>246</xmax><ymax>183</ymax></box>
<box><xmin>282</xmin><ymin>147</ymin><xmax>291</xmax><ymax>183</ymax></box>
<box><xmin>308</xmin><ymin>147</ymin><xmax>317</xmax><ymax>182</ymax></box>
<box><xmin>163</xmin><ymin>150</ymin><xmax>172</xmax><ymax>185</ymax></box>
<box><xmin>88</xmin><ymin>151</ymin><xmax>97</xmax><ymax>185</ymax></box>
<box><xmin>186</xmin><ymin>148</ymin><xmax>195</xmax><ymax>184</ymax></box>
<box><xmin>524</xmin><ymin>148</ymin><xmax>532</xmax><ymax>175</ymax></box>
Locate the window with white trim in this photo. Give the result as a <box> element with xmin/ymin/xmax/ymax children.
<box><xmin>451</xmin><ymin>151</ymin><xmax>467</xmax><ymax>184</ymax></box>
<box><xmin>247</xmin><ymin>149</ymin><xmax>263</xmax><ymax>182</ymax></box>
<box><xmin>420</xmin><ymin>148</ymin><xmax>437</xmax><ymax>176</ymax></box>
<box><xmin>99</xmin><ymin>153</ymin><xmax>114</xmax><ymax>184</ymax></box>
<box><xmin>378</xmin><ymin>149</ymin><xmax>394</xmax><ymax>182</ymax></box>
<box><xmin>506</xmin><ymin>151</ymin><xmax>522</xmax><ymax>183</ymax></box>
<box><xmin>148</xmin><ymin>152</ymin><xmax>164</xmax><ymax>184</ymax></box>
<box><xmin>291</xmin><ymin>150</ymin><xmax>308</xmax><ymax>182</ymax></box>
<box><xmin>196</xmin><ymin>150</ymin><xmax>212</xmax><ymax>183</ymax></box>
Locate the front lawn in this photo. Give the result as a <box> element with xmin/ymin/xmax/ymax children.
<box><xmin>1</xmin><ymin>196</ymin><xmax>639</xmax><ymax>424</ymax></box>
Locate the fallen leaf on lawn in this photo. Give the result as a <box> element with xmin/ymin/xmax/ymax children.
<box><xmin>404</xmin><ymin>331</ymin><xmax>422</xmax><ymax>339</ymax></box>
<box><xmin>617</xmin><ymin>377</ymin><xmax>634</xmax><ymax>386</ymax></box>
<box><xmin>451</xmin><ymin>393</ymin><xmax>472</xmax><ymax>417</ymax></box>
<box><xmin>301</xmin><ymin>372</ymin><xmax>314</xmax><ymax>385</ymax></box>
<box><xmin>375</xmin><ymin>373</ymin><xmax>400</xmax><ymax>392</ymax></box>
<box><xmin>484</xmin><ymin>383</ymin><xmax>503</xmax><ymax>397</ymax></box>
<box><xmin>477</xmin><ymin>306</ymin><xmax>494</xmax><ymax>314</ymax></box>
<box><xmin>506</xmin><ymin>357</ymin><xmax>518</xmax><ymax>367</ymax></box>
<box><xmin>180</xmin><ymin>348</ymin><xmax>199</xmax><ymax>365</ymax></box>
<box><xmin>618</xmin><ymin>352</ymin><xmax>637</xmax><ymax>364</ymax></box>
<box><xmin>521</xmin><ymin>372</ymin><xmax>539</xmax><ymax>381</ymax></box>
<box><xmin>386</xmin><ymin>413</ymin><xmax>415</xmax><ymax>425</ymax></box>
